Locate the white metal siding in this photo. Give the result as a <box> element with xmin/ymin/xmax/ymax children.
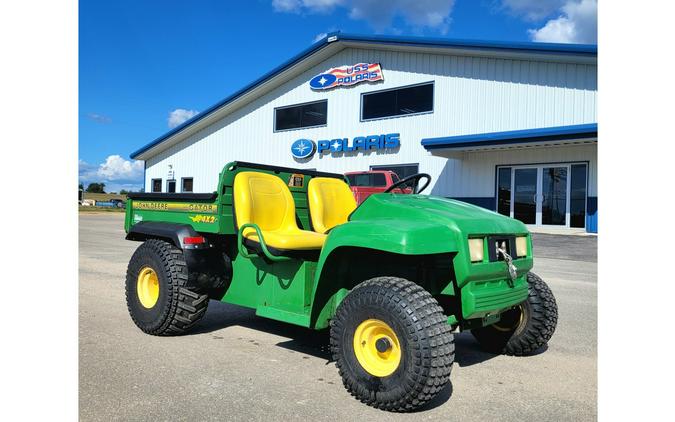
<box><xmin>145</xmin><ymin>47</ymin><xmax>597</xmax><ymax>197</ymax></box>
<box><xmin>431</xmin><ymin>143</ymin><xmax>597</xmax><ymax>198</ymax></box>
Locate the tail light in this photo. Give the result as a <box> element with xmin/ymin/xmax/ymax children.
<box><xmin>183</xmin><ymin>236</ymin><xmax>206</xmax><ymax>245</ymax></box>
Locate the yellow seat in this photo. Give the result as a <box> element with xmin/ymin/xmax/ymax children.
<box><xmin>233</xmin><ymin>171</ymin><xmax>326</xmax><ymax>251</ymax></box>
<box><xmin>307</xmin><ymin>177</ymin><xmax>357</xmax><ymax>234</ymax></box>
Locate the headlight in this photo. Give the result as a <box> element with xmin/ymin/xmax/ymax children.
<box><xmin>516</xmin><ymin>236</ymin><xmax>528</xmax><ymax>257</ymax></box>
<box><xmin>468</xmin><ymin>238</ymin><xmax>484</xmax><ymax>262</ymax></box>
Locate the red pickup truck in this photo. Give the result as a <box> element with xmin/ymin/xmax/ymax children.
<box><xmin>345</xmin><ymin>170</ymin><xmax>412</xmax><ymax>204</ymax></box>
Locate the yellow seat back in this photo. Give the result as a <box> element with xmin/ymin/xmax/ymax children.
<box><xmin>308</xmin><ymin>177</ymin><xmax>357</xmax><ymax>234</ymax></box>
<box><xmin>233</xmin><ymin>171</ymin><xmax>297</xmax><ymax>232</ymax></box>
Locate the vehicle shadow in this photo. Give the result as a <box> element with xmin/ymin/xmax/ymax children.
<box><xmin>415</xmin><ymin>382</ymin><xmax>453</xmax><ymax>412</ymax></box>
<box><xmin>189</xmin><ymin>302</ymin><xmax>528</xmax><ymax>410</ymax></box>
<box><xmin>453</xmin><ymin>332</ymin><xmax>499</xmax><ymax>367</ymax></box>
<box><xmin>192</xmin><ymin>301</ymin><xmax>510</xmax><ymax>367</ymax></box>
<box><xmin>190</xmin><ymin>300</ymin><xmax>333</xmax><ymax>360</ymax></box>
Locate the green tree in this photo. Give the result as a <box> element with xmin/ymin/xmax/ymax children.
<box><xmin>86</xmin><ymin>182</ymin><xmax>106</xmax><ymax>193</ymax></box>
<box><xmin>119</xmin><ymin>189</ymin><xmax>128</xmax><ymax>195</ymax></box>
<box><xmin>79</xmin><ymin>183</ymin><xmax>83</xmax><ymax>190</ymax></box>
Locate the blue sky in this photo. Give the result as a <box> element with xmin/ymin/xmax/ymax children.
<box><xmin>79</xmin><ymin>0</ymin><xmax>597</xmax><ymax>192</ymax></box>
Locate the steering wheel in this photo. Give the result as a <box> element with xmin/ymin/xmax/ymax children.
<box><xmin>384</xmin><ymin>173</ymin><xmax>431</xmax><ymax>194</ymax></box>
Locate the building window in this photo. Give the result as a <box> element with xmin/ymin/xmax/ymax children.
<box><xmin>167</xmin><ymin>180</ymin><xmax>176</xmax><ymax>193</ymax></box>
<box><xmin>370</xmin><ymin>164</ymin><xmax>420</xmax><ymax>180</ymax></box>
<box><xmin>361</xmin><ymin>82</ymin><xmax>433</xmax><ymax>121</ymax></box>
<box><xmin>181</xmin><ymin>177</ymin><xmax>193</xmax><ymax>192</ymax></box>
<box><xmin>151</xmin><ymin>179</ymin><xmax>162</xmax><ymax>193</ymax></box>
<box><xmin>347</xmin><ymin>173</ymin><xmax>387</xmax><ymax>187</ymax></box>
<box><xmin>497</xmin><ymin>167</ymin><xmax>512</xmax><ymax>216</ymax></box>
<box><xmin>274</xmin><ymin>100</ymin><xmax>327</xmax><ymax>131</ymax></box>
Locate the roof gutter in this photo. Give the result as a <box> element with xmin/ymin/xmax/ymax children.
<box><xmin>421</xmin><ymin>123</ymin><xmax>598</xmax><ymax>151</ymax></box>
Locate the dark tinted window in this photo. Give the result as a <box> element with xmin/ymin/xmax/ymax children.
<box><xmin>167</xmin><ymin>180</ymin><xmax>176</xmax><ymax>193</ymax></box>
<box><xmin>371</xmin><ymin>173</ymin><xmax>386</xmax><ymax>187</ymax></box>
<box><xmin>275</xmin><ymin>101</ymin><xmax>327</xmax><ymax>131</ymax></box>
<box><xmin>362</xmin><ymin>83</ymin><xmax>433</xmax><ymax>120</ymax></box>
<box><xmin>570</xmin><ymin>164</ymin><xmax>587</xmax><ymax>228</ymax></box>
<box><xmin>151</xmin><ymin>179</ymin><xmax>162</xmax><ymax>193</ymax></box>
<box><xmin>182</xmin><ymin>178</ymin><xmax>193</xmax><ymax>192</ymax></box>
<box><xmin>347</xmin><ymin>173</ymin><xmax>387</xmax><ymax>187</ymax></box>
<box><xmin>497</xmin><ymin>167</ymin><xmax>511</xmax><ymax>216</ymax></box>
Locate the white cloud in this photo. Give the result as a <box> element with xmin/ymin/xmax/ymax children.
<box><xmin>273</xmin><ymin>0</ymin><xmax>456</xmax><ymax>33</ymax></box>
<box><xmin>313</xmin><ymin>32</ymin><xmax>328</xmax><ymax>43</ymax></box>
<box><xmin>78</xmin><ymin>160</ymin><xmax>98</xmax><ymax>181</ymax></box>
<box><xmin>528</xmin><ymin>0</ymin><xmax>597</xmax><ymax>43</ymax></box>
<box><xmin>500</xmin><ymin>0</ymin><xmax>566</xmax><ymax>21</ymax></box>
<box><xmin>168</xmin><ymin>108</ymin><xmax>199</xmax><ymax>128</ymax></box>
<box><xmin>272</xmin><ymin>0</ymin><xmax>303</xmax><ymax>12</ymax></box>
<box><xmin>86</xmin><ymin>112</ymin><xmax>112</xmax><ymax>124</ymax></box>
<box><xmin>96</xmin><ymin>155</ymin><xmax>144</xmax><ymax>181</ymax></box>
<box><xmin>302</xmin><ymin>0</ymin><xmax>344</xmax><ymax>11</ymax></box>
<box><xmin>79</xmin><ymin>155</ymin><xmax>144</xmax><ymax>192</ymax></box>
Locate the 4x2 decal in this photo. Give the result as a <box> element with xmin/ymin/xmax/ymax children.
<box><xmin>189</xmin><ymin>214</ymin><xmax>217</xmax><ymax>224</ymax></box>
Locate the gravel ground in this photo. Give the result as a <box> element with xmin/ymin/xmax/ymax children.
<box><xmin>79</xmin><ymin>213</ymin><xmax>597</xmax><ymax>421</ymax></box>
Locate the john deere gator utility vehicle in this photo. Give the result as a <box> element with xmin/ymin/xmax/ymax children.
<box><xmin>124</xmin><ymin>161</ymin><xmax>558</xmax><ymax>412</ymax></box>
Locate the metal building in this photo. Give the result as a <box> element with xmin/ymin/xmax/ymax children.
<box><xmin>131</xmin><ymin>33</ymin><xmax>598</xmax><ymax>233</ymax></box>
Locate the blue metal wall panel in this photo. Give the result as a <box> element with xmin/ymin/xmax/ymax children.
<box><xmin>586</xmin><ymin>196</ymin><xmax>598</xmax><ymax>233</ymax></box>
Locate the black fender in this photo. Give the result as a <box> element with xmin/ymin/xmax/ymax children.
<box><xmin>126</xmin><ymin>222</ymin><xmax>231</xmax><ymax>296</ymax></box>
<box><xmin>126</xmin><ymin>221</ymin><xmax>203</xmax><ymax>249</ymax></box>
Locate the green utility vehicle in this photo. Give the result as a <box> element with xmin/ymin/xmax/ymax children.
<box><xmin>124</xmin><ymin>161</ymin><xmax>558</xmax><ymax>412</ymax></box>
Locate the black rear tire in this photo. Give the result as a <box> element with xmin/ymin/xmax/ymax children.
<box><xmin>471</xmin><ymin>272</ymin><xmax>558</xmax><ymax>356</ymax></box>
<box><xmin>126</xmin><ymin>239</ymin><xmax>209</xmax><ymax>336</ymax></box>
<box><xmin>330</xmin><ymin>277</ymin><xmax>455</xmax><ymax>412</ymax></box>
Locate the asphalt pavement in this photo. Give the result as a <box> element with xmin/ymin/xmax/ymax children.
<box><xmin>79</xmin><ymin>213</ymin><xmax>597</xmax><ymax>421</ymax></box>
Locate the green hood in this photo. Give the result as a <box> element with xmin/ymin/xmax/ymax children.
<box><xmin>350</xmin><ymin>194</ymin><xmax>528</xmax><ymax>237</ymax></box>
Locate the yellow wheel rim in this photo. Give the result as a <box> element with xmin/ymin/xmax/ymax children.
<box><xmin>136</xmin><ymin>266</ymin><xmax>160</xmax><ymax>309</ymax></box>
<box><xmin>493</xmin><ymin>304</ymin><xmax>525</xmax><ymax>332</ymax></box>
<box><xmin>353</xmin><ymin>319</ymin><xmax>401</xmax><ymax>377</ymax></box>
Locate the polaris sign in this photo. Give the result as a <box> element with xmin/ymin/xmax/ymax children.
<box><xmin>309</xmin><ymin>63</ymin><xmax>383</xmax><ymax>90</ymax></box>
<box><xmin>291</xmin><ymin>133</ymin><xmax>400</xmax><ymax>159</ymax></box>
<box><xmin>290</xmin><ymin>139</ymin><xmax>316</xmax><ymax>159</ymax></box>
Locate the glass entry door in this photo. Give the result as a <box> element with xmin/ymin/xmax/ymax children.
<box><xmin>513</xmin><ymin>168</ymin><xmax>538</xmax><ymax>224</ymax></box>
<box><xmin>497</xmin><ymin>164</ymin><xmax>586</xmax><ymax>228</ymax></box>
<box><xmin>541</xmin><ymin>167</ymin><xmax>568</xmax><ymax>225</ymax></box>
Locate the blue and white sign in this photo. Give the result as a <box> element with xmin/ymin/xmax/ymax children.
<box><xmin>290</xmin><ymin>133</ymin><xmax>400</xmax><ymax>159</ymax></box>
<box><xmin>290</xmin><ymin>139</ymin><xmax>316</xmax><ymax>159</ymax></box>
<box><xmin>309</xmin><ymin>63</ymin><xmax>384</xmax><ymax>90</ymax></box>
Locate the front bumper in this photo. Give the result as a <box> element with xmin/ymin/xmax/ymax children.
<box><xmin>452</xmin><ymin>238</ymin><xmax>533</xmax><ymax>321</ymax></box>
<box><xmin>460</xmin><ymin>273</ymin><xmax>528</xmax><ymax>320</ymax></box>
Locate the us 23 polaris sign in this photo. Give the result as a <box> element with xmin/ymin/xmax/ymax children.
<box><xmin>309</xmin><ymin>63</ymin><xmax>383</xmax><ymax>90</ymax></box>
<box><xmin>291</xmin><ymin>133</ymin><xmax>400</xmax><ymax>159</ymax></box>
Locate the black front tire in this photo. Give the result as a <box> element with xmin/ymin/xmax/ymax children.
<box><xmin>125</xmin><ymin>239</ymin><xmax>209</xmax><ymax>336</ymax></box>
<box><xmin>330</xmin><ymin>277</ymin><xmax>455</xmax><ymax>412</ymax></box>
<box><xmin>471</xmin><ymin>272</ymin><xmax>558</xmax><ymax>356</ymax></box>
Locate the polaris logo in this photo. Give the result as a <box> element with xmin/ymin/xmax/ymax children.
<box><xmin>309</xmin><ymin>63</ymin><xmax>383</xmax><ymax>90</ymax></box>
<box><xmin>290</xmin><ymin>139</ymin><xmax>316</xmax><ymax>159</ymax></box>
<box><xmin>291</xmin><ymin>133</ymin><xmax>400</xmax><ymax>159</ymax></box>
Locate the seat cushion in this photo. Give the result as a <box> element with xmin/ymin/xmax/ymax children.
<box><xmin>243</xmin><ymin>226</ymin><xmax>326</xmax><ymax>250</ymax></box>
<box><xmin>308</xmin><ymin>177</ymin><xmax>357</xmax><ymax>234</ymax></box>
<box><xmin>234</xmin><ymin>171</ymin><xmax>326</xmax><ymax>251</ymax></box>
<box><xmin>234</xmin><ymin>171</ymin><xmax>297</xmax><ymax>232</ymax></box>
